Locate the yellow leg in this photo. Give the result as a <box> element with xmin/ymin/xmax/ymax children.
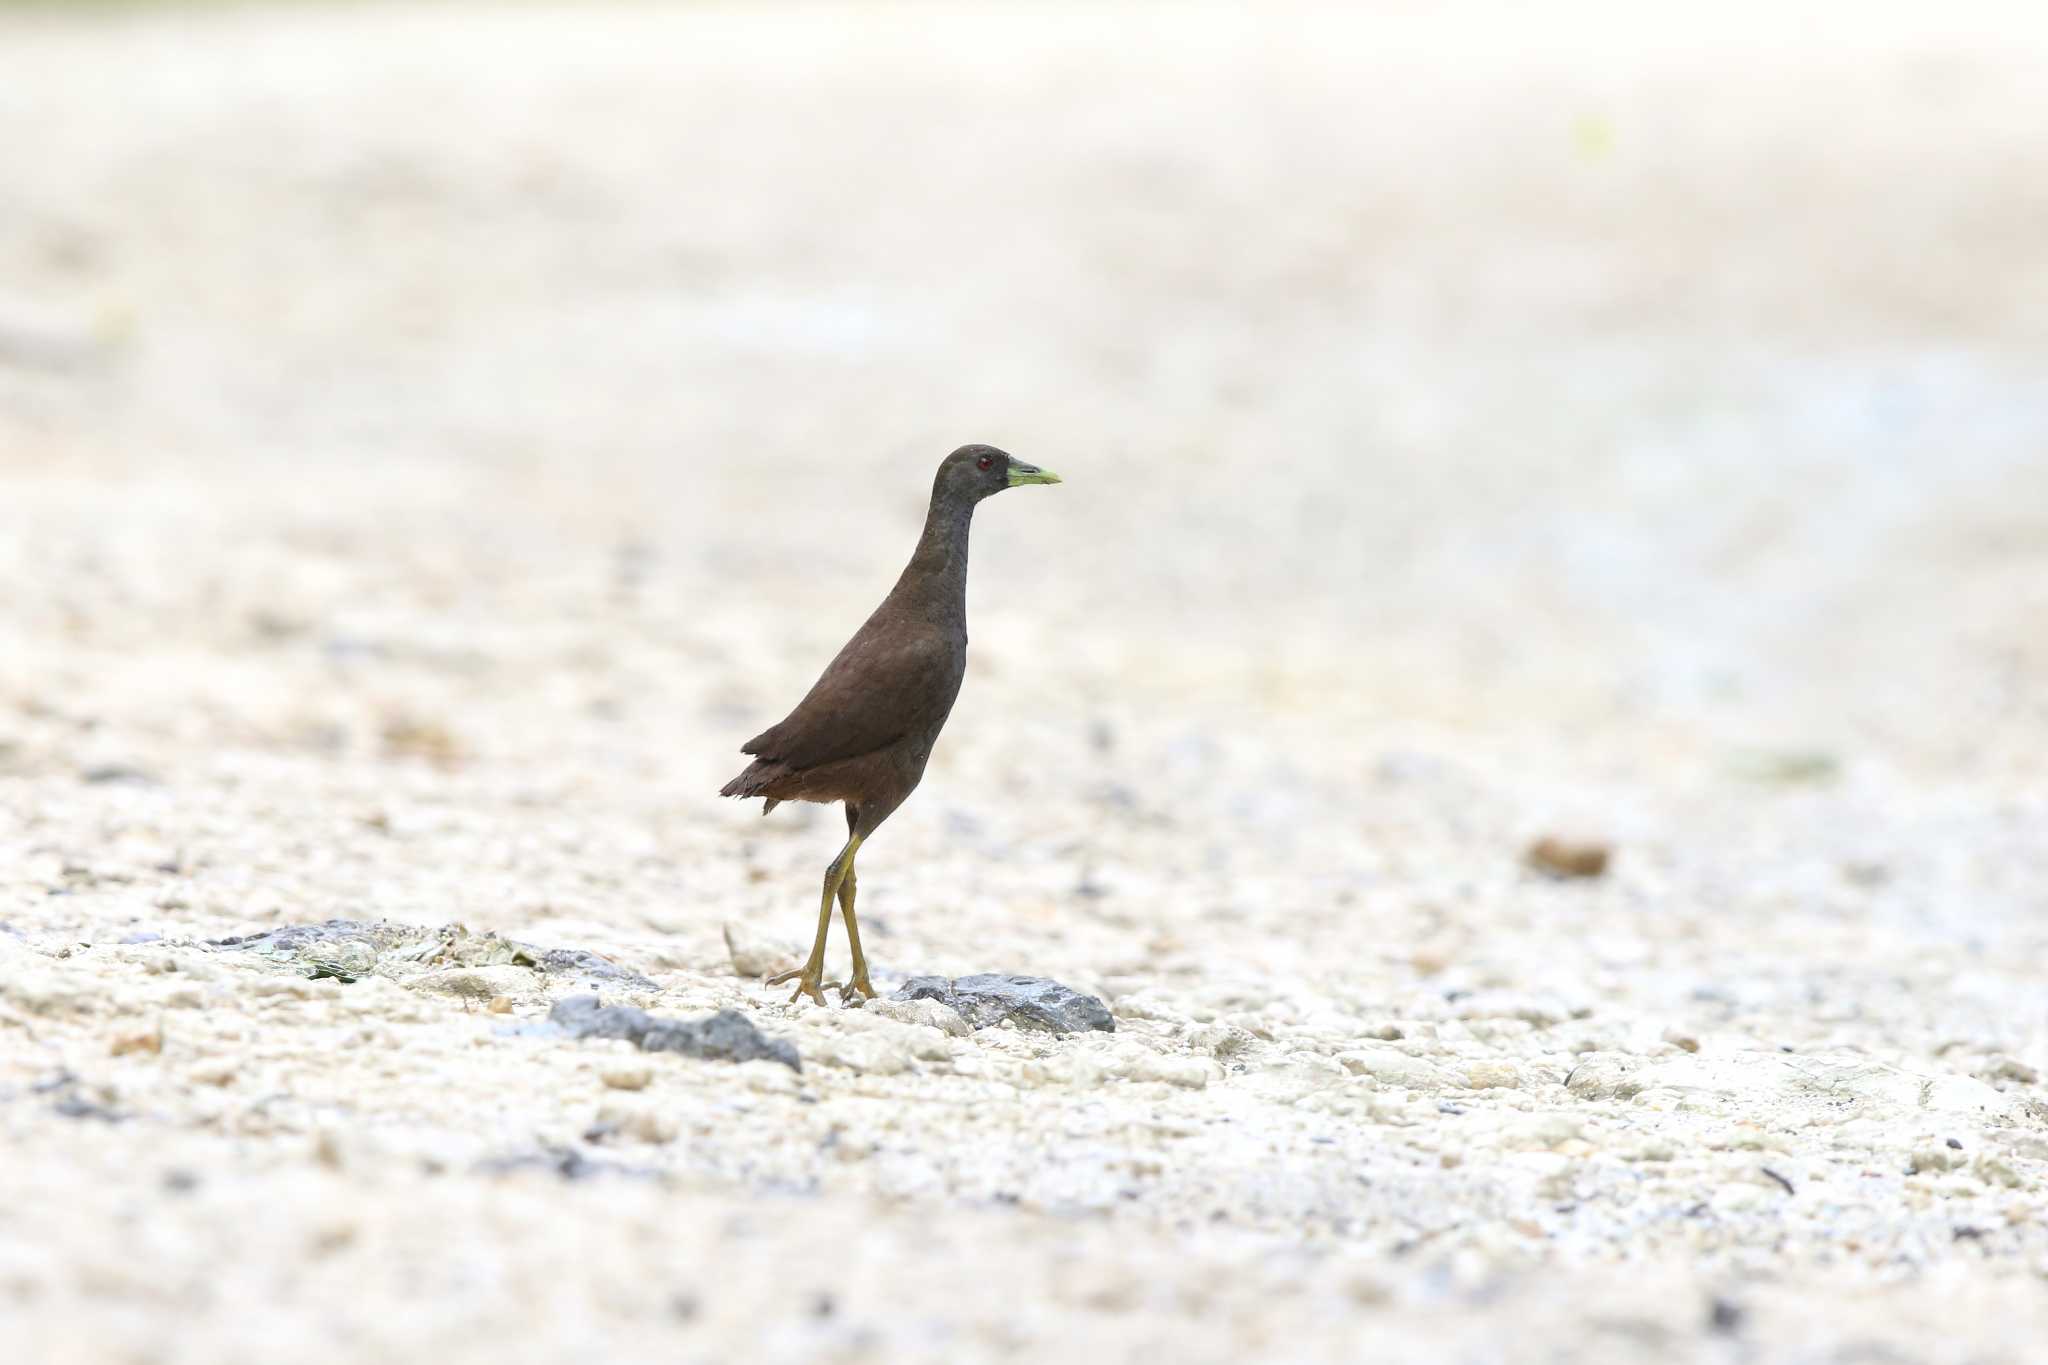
<box><xmin>768</xmin><ymin>835</ymin><xmax>860</xmax><ymax>1006</ymax></box>
<box><xmin>836</xmin><ymin>851</ymin><xmax>879</xmax><ymax>1003</ymax></box>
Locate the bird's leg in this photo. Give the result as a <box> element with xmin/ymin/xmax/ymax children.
<box><xmin>833</xmin><ymin>808</ymin><xmax>878</xmax><ymax>1004</ymax></box>
<box><xmin>835</xmin><ymin>851</ymin><xmax>879</xmax><ymax>1004</ymax></box>
<box><xmin>768</xmin><ymin>836</ymin><xmax>859</xmax><ymax>1006</ymax></box>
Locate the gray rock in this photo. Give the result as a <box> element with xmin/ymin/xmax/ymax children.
<box><xmin>475</xmin><ymin>1144</ymin><xmax>661</xmax><ymax>1182</ymax></box>
<box><xmin>209</xmin><ymin>919</ymin><xmax>401</xmax><ymax>982</ymax></box>
<box><xmin>35</xmin><ymin>1070</ymin><xmax>126</xmax><ymax>1123</ymax></box>
<box><xmin>208</xmin><ymin>919</ymin><xmax>657</xmax><ymax>991</ymax></box>
<box><xmin>892</xmin><ymin>974</ymin><xmax>1115</xmax><ymax>1035</ymax></box>
<box><xmin>526</xmin><ymin>946</ymin><xmax>656</xmax><ymax>989</ymax></box>
<box><xmin>80</xmin><ymin>763</ymin><xmax>159</xmax><ymax>785</ymax></box>
<box><xmin>547</xmin><ymin>996</ymin><xmax>800</xmax><ymax>1071</ymax></box>
<box><xmin>210</xmin><ymin>918</ymin><xmax>414</xmax><ymax>957</ymax></box>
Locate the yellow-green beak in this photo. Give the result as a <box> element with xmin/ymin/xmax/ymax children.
<box><xmin>1007</xmin><ymin>462</ymin><xmax>1061</xmax><ymax>487</ymax></box>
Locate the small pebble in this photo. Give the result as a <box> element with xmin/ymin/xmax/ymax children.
<box><xmin>187</xmin><ymin>1062</ymin><xmax>236</xmax><ymax>1088</ymax></box>
<box><xmin>1525</xmin><ymin>837</ymin><xmax>1612</xmax><ymax>880</ymax></box>
<box><xmin>110</xmin><ymin>1029</ymin><xmax>162</xmax><ymax>1057</ymax></box>
<box><xmin>602</xmin><ymin>1066</ymin><xmax>653</xmax><ymax>1092</ymax></box>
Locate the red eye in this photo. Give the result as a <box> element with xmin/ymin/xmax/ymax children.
<box><xmin>977</xmin><ymin>455</ymin><xmax>993</xmax><ymax>471</ymax></box>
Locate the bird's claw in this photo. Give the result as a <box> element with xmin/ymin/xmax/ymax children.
<box><xmin>767</xmin><ymin>966</ymin><xmax>839</xmax><ymax>1007</ymax></box>
<box><xmin>836</xmin><ymin>977</ymin><xmax>880</xmax><ymax>1006</ymax></box>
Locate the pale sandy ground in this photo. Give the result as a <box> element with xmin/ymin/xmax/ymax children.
<box><xmin>3</xmin><ymin>3</ymin><xmax>2048</xmax><ymax>1362</ymax></box>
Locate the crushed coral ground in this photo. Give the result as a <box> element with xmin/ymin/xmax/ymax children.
<box><xmin>3</xmin><ymin>4</ymin><xmax>2048</xmax><ymax>1362</ymax></box>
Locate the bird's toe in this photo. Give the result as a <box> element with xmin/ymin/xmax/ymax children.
<box><xmin>775</xmin><ymin>972</ymin><xmax>839</xmax><ymax>1007</ymax></box>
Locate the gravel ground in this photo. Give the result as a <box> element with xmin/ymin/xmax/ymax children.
<box><xmin>3</xmin><ymin>3</ymin><xmax>2048</xmax><ymax>1362</ymax></box>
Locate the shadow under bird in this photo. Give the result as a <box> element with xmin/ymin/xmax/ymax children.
<box><xmin>720</xmin><ymin>444</ymin><xmax>1062</xmax><ymax>1005</ymax></box>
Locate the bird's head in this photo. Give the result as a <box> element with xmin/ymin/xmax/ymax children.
<box><xmin>936</xmin><ymin>444</ymin><xmax>1061</xmax><ymax>504</ymax></box>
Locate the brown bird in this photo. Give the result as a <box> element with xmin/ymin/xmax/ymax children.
<box><xmin>720</xmin><ymin>445</ymin><xmax>1062</xmax><ymax>1005</ymax></box>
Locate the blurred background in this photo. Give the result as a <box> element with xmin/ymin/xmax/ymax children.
<box><xmin>3</xmin><ymin>0</ymin><xmax>2043</xmax><ymax>783</ymax></box>
<box><xmin>3</xmin><ymin>4</ymin><xmax>2048</xmax><ymax>1358</ymax></box>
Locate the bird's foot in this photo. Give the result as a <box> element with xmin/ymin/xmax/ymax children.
<box><xmin>767</xmin><ymin>966</ymin><xmax>840</xmax><ymax>1007</ymax></box>
<box><xmin>836</xmin><ymin>975</ymin><xmax>880</xmax><ymax>1006</ymax></box>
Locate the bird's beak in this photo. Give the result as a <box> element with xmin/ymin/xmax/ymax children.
<box><xmin>1007</xmin><ymin>463</ymin><xmax>1062</xmax><ymax>487</ymax></box>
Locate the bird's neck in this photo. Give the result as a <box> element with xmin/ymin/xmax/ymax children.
<box><xmin>892</xmin><ymin>494</ymin><xmax>975</xmax><ymax>617</ymax></box>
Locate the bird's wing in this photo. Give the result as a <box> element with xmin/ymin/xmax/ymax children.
<box><xmin>742</xmin><ymin>623</ymin><xmax>961</xmax><ymax>772</ymax></box>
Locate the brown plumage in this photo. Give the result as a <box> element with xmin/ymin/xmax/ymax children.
<box><xmin>721</xmin><ymin>444</ymin><xmax>1061</xmax><ymax>1004</ymax></box>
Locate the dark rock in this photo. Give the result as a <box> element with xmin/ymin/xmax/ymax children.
<box><xmin>547</xmin><ymin>996</ymin><xmax>800</xmax><ymax>1071</ymax></box>
<box><xmin>892</xmin><ymin>974</ymin><xmax>1114</xmax><ymax>1035</ymax></box>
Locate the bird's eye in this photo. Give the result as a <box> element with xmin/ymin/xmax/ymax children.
<box><xmin>977</xmin><ymin>455</ymin><xmax>994</xmax><ymax>471</ymax></box>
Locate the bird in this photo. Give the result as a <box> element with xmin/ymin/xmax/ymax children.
<box><xmin>720</xmin><ymin>444</ymin><xmax>1062</xmax><ymax>1006</ymax></box>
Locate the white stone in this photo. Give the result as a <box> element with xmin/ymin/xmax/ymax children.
<box><xmin>860</xmin><ymin>997</ymin><xmax>972</xmax><ymax>1038</ymax></box>
<box><xmin>1338</xmin><ymin>1047</ymin><xmax>1445</xmax><ymax>1091</ymax></box>
<box><xmin>722</xmin><ymin>921</ymin><xmax>799</xmax><ymax>979</ymax></box>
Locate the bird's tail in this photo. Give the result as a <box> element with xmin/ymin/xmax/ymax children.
<box><xmin>720</xmin><ymin>759</ymin><xmax>784</xmax><ymax>816</ymax></box>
